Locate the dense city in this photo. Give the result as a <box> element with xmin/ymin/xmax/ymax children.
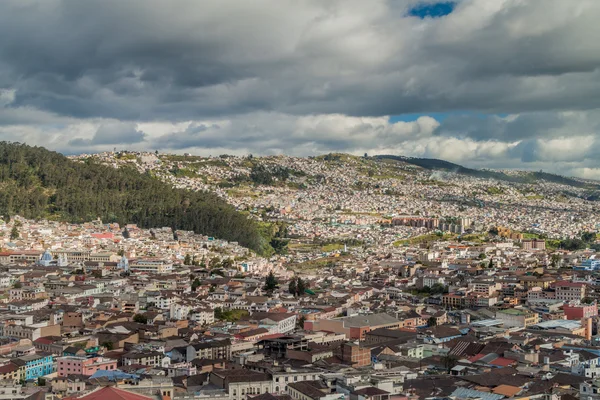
<box><xmin>0</xmin><ymin>151</ymin><xmax>599</xmax><ymax>399</ymax></box>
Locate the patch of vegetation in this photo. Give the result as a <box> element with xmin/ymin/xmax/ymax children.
<box><xmin>170</xmin><ymin>166</ymin><xmax>200</xmax><ymax>178</ymax></box>
<box><xmin>214</xmin><ymin>307</ymin><xmax>249</xmax><ymax>322</ymax></box>
<box><xmin>394</xmin><ymin>232</ymin><xmax>455</xmax><ymax>246</ymax></box>
<box><xmin>160</xmin><ymin>154</ymin><xmax>204</xmax><ymax>162</ymax></box>
<box><xmin>321</xmin><ymin>243</ymin><xmax>344</xmax><ymax>252</ymax></box>
<box><xmin>486</xmin><ymin>186</ymin><xmax>504</xmax><ymax>195</ymax></box>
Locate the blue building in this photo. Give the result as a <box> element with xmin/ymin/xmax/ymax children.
<box><xmin>117</xmin><ymin>255</ymin><xmax>129</xmax><ymax>272</ymax></box>
<box><xmin>17</xmin><ymin>354</ymin><xmax>53</xmax><ymax>380</ymax></box>
<box><xmin>575</xmin><ymin>258</ymin><xmax>600</xmax><ymax>271</ymax></box>
<box><xmin>37</xmin><ymin>250</ymin><xmax>68</xmax><ymax>267</ymax></box>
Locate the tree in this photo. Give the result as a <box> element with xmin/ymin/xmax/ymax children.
<box><xmin>297</xmin><ymin>278</ymin><xmax>307</xmax><ymax>296</ymax></box>
<box><xmin>212</xmin><ymin>269</ymin><xmax>225</xmax><ymax>277</ymax></box>
<box><xmin>9</xmin><ymin>225</ymin><xmax>19</xmax><ymax>240</ymax></box>
<box><xmin>13</xmin><ymin>282</ymin><xmax>21</xmax><ymax>289</ymax></box>
<box><xmin>488</xmin><ymin>259</ymin><xmax>494</xmax><ymax>269</ymax></box>
<box><xmin>122</xmin><ymin>228</ymin><xmax>130</xmax><ymax>239</ymax></box>
<box><xmin>427</xmin><ymin>316</ymin><xmax>438</xmax><ymax>327</ymax></box>
<box><xmin>430</xmin><ymin>283</ymin><xmax>447</xmax><ymax>295</ymax></box>
<box><xmin>581</xmin><ymin>231</ymin><xmax>596</xmax><ymax>243</ymax></box>
<box><xmin>221</xmin><ymin>258</ymin><xmax>233</xmax><ymax>269</ymax></box>
<box><xmin>184</xmin><ymin>254</ymin><xmax>192</xmax><ymax>265</ymax></box>
<box><xmin>297</xmin><ymin>315</ymin><xmax>306</xmax><ymax>329</ymax></box>
<box><xmin>288</xmin><ymin>278</ymin><xmax>297</xmax><ymax>297</ymax></box>
<box><xmin>264</xmin><ymin>271</ymin><xmax>278</xmax><ymax>292</ymax></box>
<box><xmin>441</xmin><ymin>354</ymin><xmax>458</xmax><ymax>372</ymax></box>
<box><xmin>192</xmin><ymin>278</ymin><xmax>201</xmax><ymax>291</ymax></box>
<box><xmin>478</xmin><ymin>253</ymin><xmax>486</xmax><ymax>260</ymax></box>
<box><xmin>101</xmin><ymin>341</ymin><xmax>114</xmax><ymax>351</ymax></box>
<box><xmin>550</xmin><ymin>254</ymin><xmax>561</xmax><ymax>268</ymax></box>
<box><xmin>133</xmin><ymin>314</ymin><xmax>148</xmax><ymax>324</ymax></box>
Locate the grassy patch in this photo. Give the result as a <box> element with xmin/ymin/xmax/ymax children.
<box><xmin>486</xmin><ymin>186</ymin><xmax>504</xmax><ymax>195</ymax></box>
<box><xmin>393</xmin><ymin>233</ymin><xmax>456</xmax><ymax>246</ymax></box>
<box><xmin>525</xmin><ymin>194</ymin><xmax>544</xmax><ymax>200</ymax></box>
<box><xmin>321</xmin><ymin>243</ymin><xmax>344</xmax><ymax>252</ymax></box>
<box><xmin>459</xmin><ymin>234</ymin><xmax>486</xmax><ymax>243</ymax></box>
<box><xmin>289</xmin><ymin>255</ymin><xmax>349</xmax><ymax>272</ymax></box>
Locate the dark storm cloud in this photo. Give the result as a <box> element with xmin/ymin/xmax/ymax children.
<box><xmin>2</xmin><ymin>0</ymin><xmax>600</xmax><ymax>178</ymax></box>
<box><xmin>1</xmin><ymin>0</ymin><xmax>600</xmax><ymax>122</ymax></box>
<box><xmin>69</xmin><ymin>123</ymin><xmax>146</xmax><ymax>147</ymax></box>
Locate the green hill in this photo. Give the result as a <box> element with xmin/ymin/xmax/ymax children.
<box><xmin>0</xmin><ymin>142</ymin><xmax>273</xmax><ymax>254</ymax></box>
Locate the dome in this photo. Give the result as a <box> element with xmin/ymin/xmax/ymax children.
<box><xmin>41</xmin><ymin>250</ymin><xmax>53</xmax><ymax>261</ymax></box>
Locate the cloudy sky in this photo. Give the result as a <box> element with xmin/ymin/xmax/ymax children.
<box><xmin>1</xmin><ymin>0</ymin><xmax>600</xmax><ymax>178</ymax></box>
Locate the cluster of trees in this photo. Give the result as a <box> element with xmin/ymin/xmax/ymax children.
<box><xmin>316</xmin><ymin>238</ymin><xmax>365</xmax><ymax>247</ymax></box>
<box><xmin>0</xmin><ymin>142</ymin><xmax>274</xmax><ymax>255</ymax></box>
<box><xmin>264</xmin><ymin>272</ymin><xmax>278</xmax><ymax>293</ymax></box>
<box><xmin>232</xmin><ymin>164</ymin><xmax>305</xmax><ymax>186</ymax></box>
<box><xmin>412</xmin><ymin>283</ymin><xmax>448</xmax><ymax>295</ymax></box>
<box><xmin>269</xmin><ymin>223</ymin><xmax>290</xmax><ymax>255</ymax></box>
<box><xmin>555</xmin><ymin>232</ymin><xmax>600</xmax><ymax>251</ymax></box>
<box><xmin>288</xmin><ymin>277</ymin><xmax>308</xmax><ymax>296</ymax></box>
<box><xmin>133</xmin><ymin>313</ymin><xmax>148</xmax><ymax>324</ymax></box>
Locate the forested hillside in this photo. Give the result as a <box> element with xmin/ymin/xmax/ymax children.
<box><xmin>0</xmin><ymin>142</ymin><xmax>273</xmax><ymax>254</ymax></box>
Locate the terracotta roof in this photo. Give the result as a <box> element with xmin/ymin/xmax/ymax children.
<box><xmin>492</xmin><ymin>385</ymin><xmax>521</xmax><ymax>397</ymax></box>
<box><xmin>489</xmin><ymin>357</ymin><xmax>516</xmax><ymax>367</ymax></box>
<box><xmin>65</xmin><ymin>386</ymin><xmax>153</xmax><ymax>399</ymax></box>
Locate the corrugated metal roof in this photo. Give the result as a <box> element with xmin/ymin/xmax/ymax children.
<box><xmin>450</xmin><ymin>387</ymin><xmax>505</xmax><ymax>400</ymax></box>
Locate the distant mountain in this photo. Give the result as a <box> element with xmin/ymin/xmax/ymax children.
<box><xmin>0</xmin><ymin>142</ymin><xmax>273</xmax><ymax>254</ymax></box>
<box><xmin>375</xmin><ymin>154</ymin><xmax>599</xmax><ymax>189</ymax></box>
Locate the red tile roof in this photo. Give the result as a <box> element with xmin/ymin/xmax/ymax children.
<box><xmin>65</xmin><ymin>386</ymin><xmax>153</xmax><ymax>400</ymax></box>
<box><xmin>489</xmin><ymin>357</ymin><xmax>516</xmax><ymax>367</ymax></box>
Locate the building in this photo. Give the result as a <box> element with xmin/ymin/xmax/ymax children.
<box><xmin>189</xmin><ymin>308</ymin><xmax>215</xmax><ymax>326</ymax></box>
<box><xmin>521</xmin><ymin>239</ymin><xmax>546</xmax><ymax>250</ymax></box>
<box><xmin>129</xmin><ymin>258</ymin><xmax>173</xmax><ymax>274</ymax></box>
<box><xmin>57</xmin><ymin>356</ymin><xmax>117</xmax><ymax>377</ymax></box>
<box><xmin>15</xmin><ymin>353</ymin><xmax>53</xmax><ymax>380</ymax></box>
<box><xmin>576</xmin><ymin>258</ymin><xmax>600</xmax><ymax>271</ymax></box>
<box><xmin>305</xmin><ymin>313</ymin><xmax>401</xmax><ymax>340</ymax></box>
<box><xmin>249</xmin><ymin>313</ymin><xmax>297</xmax><ymax>334</ymax></box>
<box><xmin>171</xmin><ymin>339</ymin><xmax>232</xmax><ymax>363</ymax></box>
<box><xmin>555</xmin><ymin>281</ymin><xmax>586</xmax><ymax>302</ymax></box>
<box><xmin>0</xmin><ymin>362</ymin><xmax>22</xmax><ymax>383</ymax></box>
<box><xmin>495</xmin><ymin>308</ymin><xmax>539</xmax><ymax>328</ymax></box>
<box><xmin>564</xmin><ymin>303</ymin><xmax>598</xmax><ymax>320</ymax></box>
<box><xmin>287</xmin><ymin>381</ymin><xmax>338</xmax><ymax>400</ymax></box>
<box><xmin>337</xmin><ymin>343</ymin><xmax>371</xmax><ymax>367</ymax></box>
<box><xmin>210</xmin><ymin>369</ymin><xmax>272</xmax><ymax>400</ymax></box>
<box><xmin>63</xmin><ymin>386</ymin><xmax>156</xmax><ymax>400</ymax></box>
<box><xmin>121</xmin><ymin>351</ymin><xmax>163</xmax><ymax>367</ymax></box>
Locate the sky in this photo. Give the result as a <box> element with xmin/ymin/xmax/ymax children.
<box><xmin>1</xmin><ymin>0</ymin><xmax>600</xmax><ymax>178</ymax></box>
